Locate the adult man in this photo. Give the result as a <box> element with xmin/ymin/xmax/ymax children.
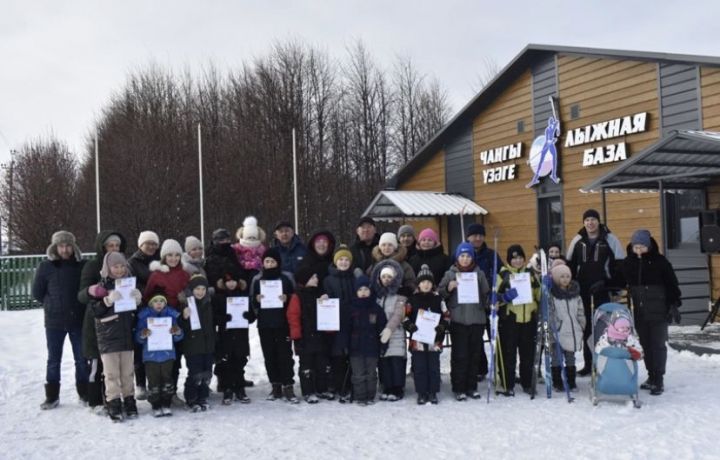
<box><xmin>351</xmin><ymin>217</ymin><xmax>380</xmax><ymax>272</ymax></box>
<box><xmin>566</xmin><ymin>209</ymin><xmax>625</xmax><ymax>376</ymax></box>
<box><xmin>33</xmin><ymin>231</ymin><xmax>88</xmax><ymax>409</ymax></box>
<box><xmin>466</xmin><ymin>223</ymin><xmax>503</xmax><ymax>381</ymax></box>
<box><xmin>272</xmin><ymin>221</ymin><xmax>307</xmax><ymax>273</ymax></box>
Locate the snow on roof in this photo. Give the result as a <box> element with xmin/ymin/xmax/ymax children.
<box><xmin>362</xmin><ymin>191</ymin><xmax>487</xmax><ymax>220</ymax></box>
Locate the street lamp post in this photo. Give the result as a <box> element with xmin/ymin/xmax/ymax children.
<box><xmin>0</xmin><ymin>149</ymin><xmax>15</xmax><ymax>254</ymax></box>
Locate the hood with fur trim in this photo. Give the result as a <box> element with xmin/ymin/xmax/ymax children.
<box><xmin>371</xmin><ymin>244</ymin><xmax>408</xmax><ymax>264</ymax></box>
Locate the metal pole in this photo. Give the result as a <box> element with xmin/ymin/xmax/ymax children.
<box><xmin>659</xmin><ymin>180</ymin><xmax>667</xmax><ymax>254</ymax></box>
<box><xmin>292</xmin><ymin>128</ymin><xmax>299</xmax><ymax>234</ymax></box>
<box><xmin>95</xmin><ymin>132</ymin><xmax>101</xmax><ymax>233</ymax></box>
<box><xmin>198</xmin><ymin>123</ymin><xmax>205</xmax><ymax>245</ymax></box>
<box><xmin>8</xmin><ymin>150</ymin><xmax>14</xmax><ymax>253</ymax></box>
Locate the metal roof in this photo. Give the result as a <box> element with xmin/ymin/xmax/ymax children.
<box><xmin>362</xmin><ymin>191</ymin><xmax>488</xmax><ymax>220</ymax></box>
<box><xmin>581</xmin><ymin>130</ymin><xmax>720</xmax><ymax>191</ymax></box>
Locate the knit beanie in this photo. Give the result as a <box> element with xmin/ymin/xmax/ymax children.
<box><xmin>333</xmin><ymin>244</ymin><xmax>353</xmax><ymax>265</ymax></box>
<box><xmin>416</xmin><ymin>264</ymin><xmax>434</xmax><ymax>286</ymax></box>
<box><xmin>397</xmin><ymin>225</ymin><xmax>415</xmax><ymax>238</ymax></box>
<box><xmin>379</xmin><ymin>232</ymin><xmax>399</xmax><ymax>250</ymax></box>
<box><xmin>550</xmin><ymin>261</ymin><xmax>571</xmax><ymax>283</ymax></box>
<box><xmin>466</xmin><ymin>223</ymin><xmax>486</xmax><ymax>237</ymax></box>
<box><xmin>160</xmin><ymin>239</ymin><xmax>183</xmax><ymax>260</ymax></box>
<box><xmin>417</xmin><ymin>228</ymin><xmax>439</xmax><ymax>245</ymax></box>
<box><xmin>263</xmin><ymin>247</ymin><xmax>282</xmax><ymax>267</ymax></box>
<box><xmin>294</xmin><ymin>266</ymin><xmax>316</xmax><ymax>286</ymax></box>
<box><xmin>354</xmin><ymin>274</ymin><xmax>371</xmax><ymax>292</ymax></box>
<box><xmin>237</xmin><ymin>216</ymin><xmax>265</xmax><ymax>247</ymax></box>
<box><xmin>148</xmin><ymin>288</ymin><xmax>168</xmax><ymax>306</ymax></box>
<box><xmin>184</xmin><ymin>236</ymin><xmax>203</xmax><ymax>253</ymax></box>
<box><xmin>506</xmin><ymin>244</ymin><xmax>526</xmax><ymax>264</ymax></box>
<box><xmin>188</xmin><ymin>274</ymin><xmax>209</xmax><ymax>291</ymax></box>
<box><xmin>137</xmin><ymin>231</ymin><xmax>159</xmax><ymax>247</ymax></box>
<box><xmin>630</xmin><ymin>229</ymin><xmax>652</xmax><ymax>248</ymax></box>
<box><xmin>100</xmin><ymin>251</ymin><xmax>129</xmax><ymax>278</ymax></box>
<box><xmin>454</xmin><ymin>242</ymin><xmax>475</xmax><ymax>261</ymax></box>
<box><xmin>607</xmin><ymin>317</ymin><xmax>631</xmax><ymax>341</ymax></box>
<box><xmin>583</xmin><ymin>209</ymin><xmax>601</xmax><ymax>221</ymax></box>
<box><xmin>103</xmin><ymin>234</ymin><xmax>122</xmax><ymax>246</ymax></box>
<box><xmin>380</xmin><ymin>265</ymin><xmax>397</xmax><ymax>279</ymax></box>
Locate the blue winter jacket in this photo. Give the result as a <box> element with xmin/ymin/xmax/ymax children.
<box><xmin>273</xmin><ymin>235</ymin><xmax>307</xmax><ymax>273</ymax></box>
<box><xmin>135</xmin><ymin>305</ymin><xmax>183</xmax><ymax>363</ymax></box>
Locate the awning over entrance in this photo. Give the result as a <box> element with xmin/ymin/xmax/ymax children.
<box><xmin>581</xmin><ymin>130</ymin><xmax>720</xmax><ymax>191</ymax></box>
<box><xmin>362</xmin><ymin>191</ymin><xmax>487</xmax><ymax>220</ymax></box>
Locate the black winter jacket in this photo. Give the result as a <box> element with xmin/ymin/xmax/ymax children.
<box><xmin>33</xmin><ymin>258</ymin><xmax>86</xmax><ymax>330</ymax></box>
<box><xmin>250</xmin><ymin>268</ymin><xmax>295</xmax><ymax>329</ymax></box>
<box><xmin>128</xmin><ymin>249</ymin><xmax>159</xmax><ymax>293</ymax></box>
<box><xmin>179</xmin><ymin>295</ymin><xmax>216</xmax><ymax>356</ymax></box>
<box><xmin>212</xmin><ymin>287</ymin><xmax>254</xmax><ymax>358</ymax></box>
<box><xmin>408</xmin><ymin>246</ymin><xmax>452</xmax><ymax>285</ymax></box>
<box><xmin>351</xmin><ymin>233</ymin><xmax>380</xmax><ymax>273</ymax></box>
<box><xmin>566</xmin><ymin>225</ymin><xmax>624</xmax><ymax>292</ymax></box>
<box><xmin>348</xmin><ymin>296</ymin><xmax>387</xmax><ymax>358</ymax></box>
<box><xmin>296</xmin><ymin>230</ymin><xmax>336</xmax><ymax>287</ymax></box>
<box><xmin>322</xmin><ymin>266</ymin><xmax>355</xmax><ymax>355</ymax></box>
<box><xmin>90</xmin><ymin>277</ymin><xmax>135</xmax><ymax>355</ymax></box>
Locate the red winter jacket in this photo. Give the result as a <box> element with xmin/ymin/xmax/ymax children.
<box><xmin>144</xmin><ymin>262</ymin><xmax>191</xmax><ymax>310</ymax></box>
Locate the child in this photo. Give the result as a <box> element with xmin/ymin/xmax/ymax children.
<box><xmin>233</xmin><ymin>216</ymin><xmax>267</xmax><ymax>276</ymax></box>
<box><xmin>348</xmin><ymin>275</ymin><xmax>387</xmax><ymax>405</ymax></box>
<box><xmin>496</xmin><ymin>245</ymin><xmax>540</xmax><ymax>396</ymax></box>
<box><xmin>90</xmin><ymin>252</ymin><xmax>142</xmax><ymax>421</ymax></box>
<box><xmin>403</xmin><ymin>264</ymin><xmax>449</xmax><ymax>404</ymax></box>
<box><xmin>287</xmin><ymin>266</ymin><xmax>331</xmax><ymax>403</ymax></box>
<box><xmin>145</xmin><ymin>239</ymin><xmax>192</xmax><ymax>307</ymax></box>
<box><xmin>179</xmin><ymin>275</ymin><xmax>215</xmax><ymax>412</ymax></box>
<box><xmin>548</xmin><ymin>260</ymin><xmax>585</xmax><ymax>391</ymax></box>
<box><xmin>370</xmin><ymin>259</ymin><xmax>407</xmax><ymax>401</ymax></box>
<box><xmin>322</xmin><ymin>245</ymin><xmax>355</xmax><ymax>402</ymax></box>
<box><xmin>135</xmin><ymin>290</ymin><xmax>184</xmax><ymax>417</ymax></box>
<box><xmin>595</xmin><ymin>315</ymin><xmax>643</xmax><ymax>359</ymax></box>
<box><xmin>213</xmin><ymin>266</ymin><xmax>255</xmax><ymax>405</ymax></box>
<box><xmin>369</xmin><ymin>232</ymin><xmax>417</xmax><ymax>297</ymax></box>
<box><xmin>250</xmin><ymin>248</ymin><xmax>298</xmax><ymax>403</ymax></box>
<box><xmin>438</xmin><ymin>242</ymin><xmax>490</xmax><ymax>401</ymax></box>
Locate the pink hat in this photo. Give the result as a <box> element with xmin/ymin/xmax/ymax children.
<box><xmin>550</xmin><ymin>260</ymin><xmax>571</xmax><ymax>283</ymax></box>
<box><xmin>607</xmin><ymin>317</ymin><xmax>631</xmax><ymax>341</ymax></box>
<box><xmin>417</xmin><ymin>228</ymin><xmax>439</xmax><ymax>245</ymax></box>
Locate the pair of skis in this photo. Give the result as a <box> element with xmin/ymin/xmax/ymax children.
<box><xmin>486</xmin><ymin>230</ymin><xmax>500</xmax><ymax>403</ymax></box>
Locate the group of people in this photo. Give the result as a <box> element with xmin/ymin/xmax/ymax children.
<box><xmin>31</xmin><ymin>208</ymin><xmax>682</xmax><ymax>421</ymax></box>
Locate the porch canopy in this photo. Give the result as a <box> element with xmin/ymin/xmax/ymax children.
<box><xmin>581</xmin><ymin>130</ymin><xmax>720</xmax><ymax>192</ymax></box>
<box><xmin>362</xmin><ymin>190</ymin><xmax>487</xmax><ymax>221</ymax></box>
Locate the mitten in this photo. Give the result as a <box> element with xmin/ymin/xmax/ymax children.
<box><xmin>170</xmin><ymin>325</ymin><xmax>182</xmax><ymax>335</ymax></box>
<box><xmin>88</xmin><ymin>284</ymin><xmax>108</xmax><ymax>299</ymax></box>
<box><xmin>667</xmin><ymin>304</ymin><xmax>681</xmax><ymax>325</ymax></box>
<box><xmin>627</xmin><ymin>346</ymin><xmax>642</xmax><ymax>361</ymax></box>
<box><xmin>140</xmin><ymin>328</ymin><xmax>151</xmax><ymax>338</ymax></box>
<box><xmin>242</xmin><ymin>311</ymin><xmax>252</xmax><ymax>319</ymax></box>
<box><xmin>108</xmin><ymin>290</ymin><xmax>122</xmax><ymax>303</ymax></box>
<box><xmin>226</xmin><ymin>314</ymin><xmax>233</xmax><ymax>322</ymax></box>
<box><xmin>402</xmin><ymin>320</ymin><xmax>418</xmax><ymax>334</ymax></box>
<box><xmin>501</xmin><ymin>287</ymin><xmax>519</xmax><ymax>303</ymax></box>
<box><xmin>380</xmin><ymin>327</ymin><xmax>392</xmax><ymax>344</ymax></box>
<box><xmin>130</xmin><ymin>288</ymin><xmax>142</xmax><ymax>305</ymax></box>
<box><xmin>177</xmin><ymin>291</ymin><xmax>187</xmax><ymax>305</ymax></box>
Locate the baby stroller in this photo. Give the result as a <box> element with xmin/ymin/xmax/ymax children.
<box><xmin>590</xmin><ymin>302</ymin><xmax>642</xmax><ymax>408</ymax></box>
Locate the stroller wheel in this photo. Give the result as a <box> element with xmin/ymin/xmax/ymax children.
<box><xmin>632</xmin><ymin>395</ymin><xmax>642</xmax><ymax>409</ymax></box>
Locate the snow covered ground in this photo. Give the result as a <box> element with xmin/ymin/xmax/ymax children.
<box><xmin>1</xmin><ymin>309</ymin><xmax>719</xmax><ymax>460</ymax></box>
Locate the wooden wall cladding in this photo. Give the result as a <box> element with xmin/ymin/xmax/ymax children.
<box><xmin>399</xmin><ymin>149</ymin><xmax>446</xmax><ymax>192</ymax></box>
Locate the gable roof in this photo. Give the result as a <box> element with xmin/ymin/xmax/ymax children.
<box><xmin>388</xmin><ymin>44</ymin><xmax>720</xmax><ymax>190</ymax></box>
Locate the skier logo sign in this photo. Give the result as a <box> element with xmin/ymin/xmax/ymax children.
<box><xmin>526</xmin><ymin>97</ymin><xmax>561</xmax><ymax>188</ymax></box>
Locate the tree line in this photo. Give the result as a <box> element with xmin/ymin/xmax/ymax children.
<box><xmin>1</xmin><ymin>40</ymin><xmax>451</xmax><ymax>254</ymax></box>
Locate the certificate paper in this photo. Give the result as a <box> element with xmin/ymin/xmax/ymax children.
<box><xmin>147</xmin><ymin>317</ymin><xmax>173</xmax><ymax>352</ymax></box>
<box><xmin>456</xmin><ymin>272</ymin><xmax>480</xmax><ymax>304</ymax></box>
<box><xmin>260</xmin><ymin>280</ymin><xmax>284</xmax><ymax>309</ymax></box>
<box><xmin>226</xmin><ymin>297</ymin><xmax>250</xmax><ymax>329</ymax></box>
<box><xmin>187</xmin><ymin>297</ymin><xmax>202</xmax><ymax>330</ymax></box>
<box><xmin>510</xmin><ymin>272</ymin><xmax>533</xmax><ymax>305</ymax></box>
<box><xmin>114</xmin><ymin>277</ymin><xmax>137</xmax><ymax>312</ymax></box>
<box><xmin>413</xmin><ymin>309</ymin><xmax>441</xmax><ymax>345</ymax></box>
<box><xmin>316</xmin><ymin>298</ymin><xmax>340</xmax><ymax>331</ymax></box>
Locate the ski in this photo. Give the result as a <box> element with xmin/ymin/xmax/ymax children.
<box><xmin>530</xmin><ymin>249</ymin><xmax>546</xmax><ymax>399</ymax></box>
<box><xmin>486</xmin><ymin>229</ymin><xmax>500</xmax><ymax>403</ymax></box>
<box><xmin>539</xmin><ymin>249</ymin><xmax>553</xmax><ymax>398</ymax></box>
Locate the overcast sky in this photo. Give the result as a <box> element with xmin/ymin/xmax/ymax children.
<box><xmin>1</xmin><ymin>0</ymin><xmax>719</xmax><ymax>165</ymax></box>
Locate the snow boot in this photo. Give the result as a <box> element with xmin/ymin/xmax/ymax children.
<box><xmin>417</xmin><ymin>394</ymin><xmax>428</xmax><ymax>405</ymax></box>
<box><xmin>76</xmin><ymin>382</ymin><xmax>88</xmax><ymax>405</ymax></box>
<box><xmin>243</xmin><ymin>378</ymin><xmax>255</xmax><ymax>387</ymax></box>
<box><xmin>123</xmin><ymin>396</ymin><xmax>138</xmax><ymax>419</ymax></box>
<box><xmin>304</xmin><ymin>394</ymin><xmax>319</xmax><ymax>404</ymax></box>
<box><xmin>650</xmin><ymin>376</ymin><xmax>664</xmax><ymax>396</ymax></box>
<box><xmin>429</xmin><ymin>393</ymin><xmax>439</xmax><ymax>404</ymax></box>
<box><xmin>161</xmin><ymin>406</ymin><xmax>173</xmax><ymax>416</ymax></box>
<box><xmin>577</xmin><ymin>364</ymin><xmax>591</xmax><ymax>377</ymax></box>
<box><xmin>552</xmin><ymin>367</ymin><xmax>563</xmax><ymax>391</ymax></box>
<box><xmin>222</xmin><ymin>389</ymin><xmax>234</xmax><ymax>405</ymax></box>
<box><xmin>283</xmin><ymin>385</ymin><xmax>300</xmax><ymax>404</ymax></box>
<box><xmin>641</xmin><ymin>372</ymin><xmax>655</xmax><ymax>390</ymax></box>
<box><xmin>135</xmin><ymin>386</ymin><xmax>148</xmax><ymax>401</ymax></box>
<box><xmin>108</xmin><ymin>398</ymin><xmax>123</xmax><ymax>422</ymax></box>
<box><xmin>40</xmin><ymin>383</ymin><xmax>60</xmax><ymax>410</ymax></box>
<box><xmin>466</xmin><ymin>390</ymin><xmax>482</xmax><ymax>399</ymax></box>
<box><xmin>235</xmin><ymin>386</ymin><xmax>250</xmax><ymax>404</ymax></box>
<box><xmin>454</xmin><ymin>392</ymin><xmax>467</xmax><ymax>401</ymax></box>
<box><xmin>267</xmin><ymin>383</ymin><xmax>283</xmax><ymax>401</ymax></box>
<box><xmin>566</xmin><ymin>366</ymin><xmax>577</xmax><ymax>390</ymax></box>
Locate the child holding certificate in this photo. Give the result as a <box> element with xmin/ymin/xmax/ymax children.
<box><xmin>496</xmin><ymin>245</ymin><xmax>540</xmax><ymax>396</ymax></box>
<box><xmin>438</xmin><ymin>242</ymin><xmax>490</xmax><ymax>401</ymax></box>
<box><xmin>287</xmin><ymin>266</ymin><xmax>331</xmax><ymax>404</ymax></box>
<box><xmin>90</xmin><ymin>252</ymin><xmax>142</xmax><ymax>421</ymax></box>
<box><xmin>135</xmin><ymin>290</ymin><xmax>184</xmax><ymax>417</ymax></box>
<box><xmin>212</xmin><ymin>266</ymin><xmax>255</xmax><ymax>405</ymax></box>
<box><xmin>403</xmin><ymin>265</ymin><xmax>449</xmax><ymax>405</ymax></box>
<box><xmin>250</xmin><ymin>248</ymin><xmax>298</xmax><ymax>403</ymax></box>
<box><xmin>179</xmin><ymin>275</ymin><xmax>215</xmax><ymax>412</ymax></box>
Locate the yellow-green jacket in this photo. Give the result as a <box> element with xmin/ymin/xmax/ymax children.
<box><xmin>496</xmin><ymin>265</ymin><xmax>540</xmax><ymax>323</ymax></box>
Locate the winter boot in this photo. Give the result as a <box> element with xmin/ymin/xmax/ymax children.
<box><xmin>551</xmin><ymin>367</ymin><xmax>563</xmax><ymax>391</ymax></box>
<box><xmin>107</xmin><ymin>398</ymin><xmax>123</xmax><ymax>422</ymax></box>
<box><xmin>417</xmin><ymin>394</ymin><xmax>428</xmax><ymax>405</ymax></box>
<box><xmin>135</xmin><ymin>386</ymin><xmax>148</xmax><ymax>401</ymax></box>
<box><xmin>566</xmin><ymin>366</ymin><xmax>577</xmax><ymax>390</ymax></box>
<box><xmin>222</xmin><ymin>389</ymin><xmax>234</xmax><ymax>405</ymax></box>
<box><xmin>282</xmin><ymin>385</ymin><xmax>300</xmax><ymax>404</ymax></box>
<box><xmin>304</xmin><ymin>394</ymin><xmax>320</xmax><ymax>404</ymax></box>
<box><xmin>76</xmin><ymin>382</ymin><xmax>88</xmax><ymax>405</ymax></box>
<box><xmin>243</xmin><ymin>378</ymin><xmax>255</xmax><ymax>387</ymax></box>
<box><xmin>641</xmin><ymin>372</ymin><xmax>655</xmax><ymax>390</ymax></box>
<box><xmin>577</xmin><ymin>364</ymin><xmax>592</xmax><ymax>377</ymax></box>
<box><xmin>267</xmin><ymin>383</ymin><xmax>282</xmax><ymax>401</ymax></box>
<box><xmin>123</xmin><ymin>396</ymin><xmax>138</xmax><ymax>419</ymax></box>
<box><xmin>429</xmin><ymin>393</ymin><xmax>439</xmax><ymax>404</ymax></box>
<box><xmin>234</xmin><ymin>386</ymin><xmax>251</xmax><ymax>404</ymax></box>
<box><xmin>41</xmin><ymin>383</ymin><xmax>60</xmax><ymax>410</ymax></box>
<box><xmin>650</xmin><ymin>376</ymin><xmax>664</xmax><ymax>396</ymax></box>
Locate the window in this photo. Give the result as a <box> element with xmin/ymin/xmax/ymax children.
<box><xmin>538</xmin><ymin>195</ymin><xmax>563</xmax><ymax>248</ymax></box>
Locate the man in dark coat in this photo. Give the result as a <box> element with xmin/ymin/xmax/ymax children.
<box><xmin>272</xmin><ymin>221</ymin><xmax>307</xmax><ymax>273</ymax></box>
<box><xmin>32</xmin><ymin>231</ymin><xmax>88</xmax><ymax>409</ymax></box>
<box><xmin>351</xmin><ymin>217</ymin><xmax>380</xmax><ymax>273</ymax></box>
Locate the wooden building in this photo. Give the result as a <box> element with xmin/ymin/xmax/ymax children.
<box><xmin>363</xmin><ymin>44</ymin><xmax>720</xmax><ymax>325</ymax></box>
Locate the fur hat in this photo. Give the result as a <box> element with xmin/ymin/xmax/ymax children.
<box><xmin>417</xmin><ymin>228</ymin><xmax>439</xmax><ymax>245</ymax></box>
<box><xmin>188</xmin><ymin>274</ymin><xmax>209</xmax><ymax>291</ymax></box>
<box><xmin>100</xmin><ymin>251</ymin><xmax>129</xmax><ymax>278</ymax></box>
<box><xmin>416</xmin><ymin>264</ymin><xmax>434</xmax><ymax>286</ymax></box>
<box><xmin>397</xmin><ymin>225</ymin><xmax>415</xmax><ymax>238</ymax></box>
<box><xmin>237</xmin><ymin>216</ymin><xmax>266</xmax><ymax>248</ymax></box>
<box><xmin>467</xmin><ymin>224</ymin><xmax>486</xmax><ymax>237</ymax></box>
<box><xmin>160</xmin><ymin>239</ymin><xmax>183</xmax><ymax>260</ymax></box>
<box><xmin>583</xmin><ymin>209</ymin><xmax>601</xmax><ymax>221</ymax></box>
<box><xmin>137</xmin><ymin>231</ymin><xmax>159</xmax><ymax>248</ymax></box>
<box><xmin>506</xmin><ymin>244</ymin><xmax>526</xmax><ymax>264</ymax></box>
<box><xmin>630</xmin><ymin>229</ymin><xmax>652</xmax><ymax>248</ymax></box>
<box><xmin>550</xmin><ymin>260</ymin><xmax>571</xmax><ymax>283</ymax></box>
<box><xmin>333</xmin><ymin>244</ymin><xmax>353</xmax><ymax>265</ymax></box>
<box><xmin>46</xmin><ymin>230</ymin><xmax>82</xmax><ymax>262</ymax></box>
<box><xmin>184</xmin><ymin>236</ymin><xmax>203</xmax><ymax>253</ymax></box>
<box><xmin>454</xmin><ymin>242</ymin><xmax>475</xmax><ymax>261</ymax></box>
<box><xmin>379</xmin><ymin>232</ymin><xmax>399</xmax><ymax>250</ymax></box>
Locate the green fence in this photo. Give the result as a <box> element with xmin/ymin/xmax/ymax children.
<box><xmin>0</xmin><ymin>253</ymin><xmax>95</xmax><ymax>311</ymax></box>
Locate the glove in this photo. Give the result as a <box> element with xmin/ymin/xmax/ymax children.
<box><xmin>177</xmin><ymin>292</ymin><xmax>187</xmax><ymax>305</ymax></box>
<box><xmin>403</xmin><ymin>321</ymin><xmax>418</xmax><ymax>334</ymax></box>
<box><xmin>435</xmin><ymin>324</ymin><xmax>446</xmax><ymax>335</ymax></box>
<box><xmin>667</xmin><ymin>304</ymin><xmax>681</xmax><ymax>324</ymax></box>
<box><xmin>501</xmin><ymin>288</ymin><xmax>519</xmax><ymax>303</ymax></box>
<box><xmin>226</xmin><ymin>314</ymin><xmax>233</xmax><ymax>322</ymax></box>
<box><xmin>170</xmin><ymin>325</ymin><xmax>182</xmax><ymax>335</ymax></box>
<box><xmin>130</xmin><ymin>288</ymin><xmax>142</xmax><ymax>305</ymax></box>
<box><xmin>242</xmin><ymin>311</ymin><xmax>252</xmax><ymax>319</ymax></box>
<box><xmin>88</xmin><ymin>284</ymin><xmax>108</xmax><ymax>298</ymax></box>
<box><xmin>542</xmin><ymin>274</ymin><xmax>553</xmax><ymax>291</ymax></box>
<box><xmin>108</xmin><ymin>290</ymin><xmax>122</xmax><ymax>303</ymax></box>
<box><xmin>140</xmin><ymin>328</ymin><xmax>151</xmax><ymax>338</ymax></box>
<box><xmin>627</xmin><ymin>346</ymin><xmax>642</xmax><ymax>361</ymax></box>
<box><xmin>238</xmin><ymin>280</ymin><xmax>247</xmax><ymax>291</ymax></box>
<box><xmin>380</xmin><ymin>327</ymin><xmax>393</xmax><ymax>344</ymax></box>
